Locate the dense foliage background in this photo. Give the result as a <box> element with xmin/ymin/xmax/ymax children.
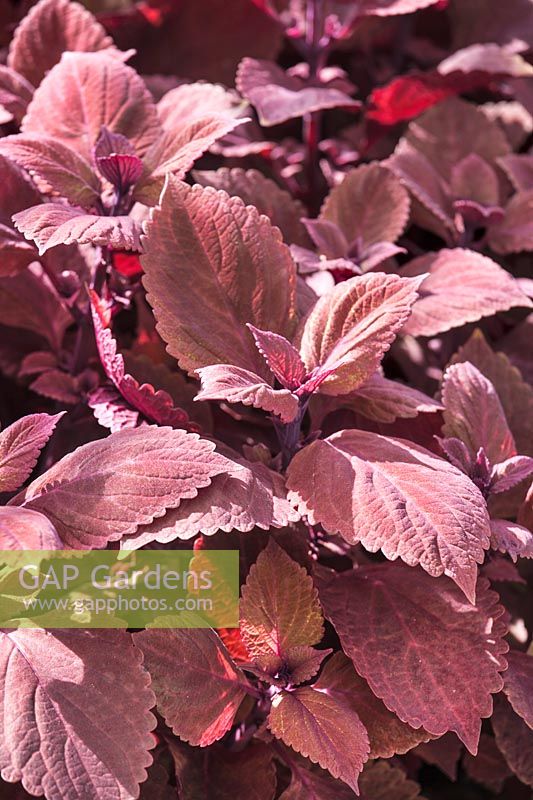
<box><xmin>0</xmin><ymin>0</ymin><xmax>533</xmax><ymax>798</ymax></box>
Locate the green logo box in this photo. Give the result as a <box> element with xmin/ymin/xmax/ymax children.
<box><xmin>0</xmin><ymin>550</ymin><xmax>239</xmax><ymax>629</ymax></box>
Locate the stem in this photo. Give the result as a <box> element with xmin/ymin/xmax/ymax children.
<box><xmin>302</xmin><ymin>0</ymin><xmax>328</xmax><ymax>213</ymax></box>
<box><xmin>274</xmin><ymin>400</ymin><xmax>308</xmax><ymax>469</ymax></box>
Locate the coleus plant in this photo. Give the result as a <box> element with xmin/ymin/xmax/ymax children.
<box><xmin>1</xmin><ymin>0</ymin><xmax>533</xmax><ymax>798</ymax></box>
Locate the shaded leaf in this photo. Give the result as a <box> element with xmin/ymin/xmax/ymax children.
<box><xmin>288</xmin><ymin>430</ymin><xmax>490</xmax><ymax>601</ymax></box>
<box><xmin>463</xmin><ymin>733</ymin><xmax>512</xmax><ymax>793</ymax></box>
<box><xmin>12</xmin><ymin>426</ymin><xmax>228</xmax><ymax>548</ymax></box>
<box><xmin>90</xmin><ymin>294</ymin><xmax>192</xmax><ymax>430</ymax></box>
<box><xmin>314</xmin><ymin>653</ymin><xmax>432</xmax><ymax>758</ymax></box>
<box><xmin>142</xmin><ymin>177</ymin><xmax>296</xmax><ymax>378</ymax></box>
<box><xmin>320</xmin><ymin>163</ymin><xmax>410</xmax><ymax>249</ymax></box>
<box><xmin>240</xmin><ymin>540</ymin><xmax>324</xmax><ymax>674</ymax></box>
<box><xmin>402</xmin><ymin>249</ymin><xmax>531</xmax><ymax>337</ymax></box>
<box><xmin>319</xmin><ymin>563</ymin><xmax>507</xmax><ymax>753</ymax></box>
<box><xmin>488</xmin><ymin>190</ymin><xmax>533</xmax><ymax>254</ymax></box>
<box><xmin>413</xmin><ymin>734</ymin><xmax>463</xmax><ymax>780</ymax></box>
<box><xmin>492</xmin><ymin>693</ymin><xmax>533</xmax><ymax>786</ymax></box>
<box><xmin>0</xmin><ymin>66</ymin><xmax>33</xmax><ymax>125</ymax></box>
<box><xmin>503</xmin><ymin>650</ymin><xmax>533</xmax><ymax>727</ymax></box>
<box><xmin>268</xmin><ymin>686</ymin><xmax>369</xmax><ymax>793</ymax></box>
<box><xmin>359</xmin><ymin>760</ymin><xmax>425</xmax><ymax>800</ymax></box>
<box><xmin>134</xmin><ymin>628</ymin><xmax>249</xmax><ymax>747</ymax></box>
<box><xmin>237</xmin><ymin>58</ymin><xmax>359</xmax><ymax>126</ymax></box>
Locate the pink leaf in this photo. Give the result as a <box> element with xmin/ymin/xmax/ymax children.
<box><xmin>318</xmin><ymin>372</ymin><xmax>442</xmax><ymax>424</ymax></box>
<box><xmin>287</xmin><ymin>430</ymin><xmax>490</xmax><ymax>601</ymax></box>
<box><xmin>87</xmin><ymin>385</ymin><xmax>143</xmax><ymax>433</ymax></box>
<box><xmin>196</xmin><ymin>364</ymin><xmax>299</xmax><ymax>422</ymax></box>
<box><xmin>121</xmin><ymin>456</ymin><xmax>299</xmax><ymax>547</ymax></box>
<box><xmin>402</xmin><ymin>249</ymin><xmax>532</xmax><ymax>337</ymax></box>
<box><xmin>0</xmin><ymin>412</ymin><xmax>63</xmax><ymax>492</ymax></box>
<box><xmin>194</xmin><ymin>167</ymin><xmax>310</xmax><ymax>247</ymax></box>
<box><xmin>237</xmin><ymin>58</ymin><xmax>359</xmax><ymax>126</ymax></box>
<box><xmin>268</xmin><ymin>686</ymin><xmax>369</xmax><ymax>793</ymax></box>
<box><xmin>0</xmin><ymin>506</ymin><xmax>62</xmax><ymax>549</ymax></box>
<box><xmin>240</xmin><ymin>540</ymin><xmax>324</xmax><ymax>675</ymax></box>
<box><xmin>503</xmin><ymin>650</ymin><xmax>533</xmax><ymax>728</ymax></box>
<box><xmin>157</xmin><ymin>82</ymin><xmax>243</xmax><ymax>131</ymax></box>
<box><xmin>358</xmin><ymin>0</ymin><xmax>443</xmax><ymax>16</ymax></box>
<box><xmin>90</xmin><ymin>294</ymin><xmax>193</xmax><ymax>430</ymax></box>
<box><xmin>13</xmin><ymin>203</ymin><xmax>142</xmax><ymax>254</ymax></box>
<box><xmin>0</xmin><ymin>629</ymin><xmax>155</xmax><ymax>799</ymax></box>
<box><xmin>441</xmin><ymin>361</ymin><xmax>516</xmax><ymax>465</ymax></box>
<box><xmin>7</xmin><ymin>0</ymin><xmax>125</xmax><ymax>88</ymax></box>
<box><xmin>22</xmin><ymin>52</ymin><xmax>159</xmax><ymax>162</ymax></box>
<box><xmin>297</xmin><ymin>273</ymin><xmax>423</xmax><ymax>395</ymax></box>
<box><xmin>141</xmin><ymin>178</ymin><xmax>296</xmax><ymax>378</ymax></box>
<box><xmin>319</xmin><ymin>563</ymin><xmax>508</xmax><ymax>753</ymax></box>
<box><xmin>404</xmin><ymin>98</ymin><xmax>510</xmax><ymax>182</ymax></box>
<box><xmin>11</xmin><ymin>426</ymin><xmax>228</xmax><ymax>548</ymax></box>
<box><xmin>319</xmin><ymin>163</ymin><xmax>410</xmax><ymax>251</ymax></box>
<box><xmin>497</xmin><ymin>153</ymin><xmax>533</xmax><ymax>192</ymax></box>
<box><xmin>438</xmin><ymin>43</ymin><xmax>533</xmax><ymax>80</ymax></box>
<box><xmin>247</xmin><ymin>325</ymin><xmax>306</xmax><ymax>390</ymax></box>
<box><xmin>0</xmin><ymin>134</ymin><xmax>101</xmax><ymax>208</ymax></box>
<box><xmin>135</xmin><ymin>116</ymin><xmax>248</xmax><ymax>205</ymax></box>
<box><xmin>134</xmin><ymin>628</ymin><xmax>249</xmax><ymax>747</ymax></box>
<box><xmin>463</xmin><ymin>733</ymin><xmax>512</xmax><ymax>793</ymax></box>
<box><xmin>488</xmin><ymin>190</ymin><xmax>533</xmax><ymax>254</ymax></box>
<box><xmin>492</xmin><ymin>693</ymin><xmax>533</xmax><ymax>786</ymax></box>
<box><xmin>450</xmin><ymin>154</ymin><xmax>500</xmax><ymax>206</ymax></box>
<box><xmin>313</xmin><ymin>653</ymin><xmax>432</xmax><ymax>759</ymax></box>
<box><xmin>386</xmin><ymin>140</ymin><xmax>456</xmax><ymax>242</ymax></box>
<box><xmin>490</xmin><ymin>520</ymin><xmax>533</xmax><ymax>562</ymax></box>
<box><xmin>0</xmin><ymin>266</ymin><xmax>72</xmax><ymax>351</ymax></box>
<box><xmin>491</xmin><ymin>456</ymin><xmax>533</xmax><ymax>493</ymax></box>
<box><xmin>0</xmin><ymin>66</ymin><xmax>33</xmax><ymax>125</ymax></box>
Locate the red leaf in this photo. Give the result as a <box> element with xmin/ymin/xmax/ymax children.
<box><xmin>503</xmin><ymin>650</ymin><xmax>533</xmax><ymax>728</ymax></box>
<box><xmin>492</xmin><ymin>693</ymin><xmax>533</xmax><ymax>787</ymax></box>
<box><xmin>11</xmin><ymin>426</ymin><xmax>228</xmax><ymax>548</ymax></box>
<box><xmin>13</xmin><ymin>203</ymin><xmax>142</xmax><ymax>254</ymax></box>
<box><xmin>268</xmin><ymin>686</ymin><xmax>369</xmax><ymax>793</ymax></box>
<box><xmin>0</xmin><ymin>506</ymin><xmax>62</xmax><ymax>549</ymax></box>
<box><xmin>288</xmin><ymin>430</ymin><xmax>490</xmax><ymax>601</ymax></box>
<box><xmin>196</xmin><ymin>364</ymin><xmax>299</xmax><ymax>423</ymax></box>
<box><xmin>90</xmin><ymin>293</ymin><xmax>193</xmax><ymax>430</ymax></box>
<box><xmin>402</xmin><ymin>249</ymin><xmax>531</xmax><ymax>337</ymax></box>
<box><xmin>134</xmin><ymin>628</ymin><xmax>250</xmax><ymax>746</ymax></box>
<box><xmin>237</xmin><ymin>58</ymin><xmax>360</xmax><ymax>126</ymax></box>
<box><xmin>240</xmin><ymin>540</ymin><xmax>324</xmax><ymax>676</ymax></box>
<box><xmin>0</xmin><ymin>630</ymin><xmax>156</xmax><ymax>799</ymax></box>
<box><xmin>490</xmin><ymin>520</ymin><xmax>533</xmax><ymax>562</ymax></box>
<box><xmin>368</xmin><ymin>74</ymin><xmax>454</xmax><ymax>125</ymax></box>
<box><xmin>313</xmin><ymin>653</ymin><xmax>432</xmax><ymax>759</ymax></box>
<box><xmin>7</xmin><ymin>0</ymin><xmax>125</xmax><ymax>88</ymax></box>
<box><xmin>0</xmin><ymin>134</ymin><xmax>102</xmax><ymax>208</ymax></box>
<box><xmin>248</xmin><ymin>325</ymin><xmax>306</xmax><ymax>390</ymax></box>
<box><xmin>319</xmin><ymin>163</ymin><xmax>410</xmax><ymax>250</ymax></box>
<box><xmin>319</xmin><ymin>563</ymin><xmax>508</xmax><ymax>753</ymax></box>
<box><xmin>194</xmin><ymin>168</ymin><xmax>310</xmax><ymax>247</ymax></box>
<box><xmin>121</xmin><ymin>456</ymin><xmax>299</xmax><ymax>547</ymax></box>
<box><xmin>297</xmin><ymin>273</ymin><xmax>423</xmax><ymax>396</ymax></box>
<box><xmin>22</xmin><ymin>52</ymin><xmax>159</xmax><ymax>162</ymax></box>
<box><xmin>442</xmin><ymin>361</ymin><xmax>516</xmax><ymax>465</ymax></box>
<box><xmin>141</xmin><ymin>178</ymin><xmax>297</xmax><ymax>378</ymax></box>
<box><xmin>0</xmin><ymin>412</ymin><xmax>63</xmax><ymax>492</ymax></box>
<box><xmin>0</xmin><ymin>66</ymin><xmax>33</xmax><ymax>125</ymax></box>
